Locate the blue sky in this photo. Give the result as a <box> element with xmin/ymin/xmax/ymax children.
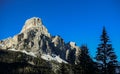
<box><xmin>0</xmin><ymin>0</ymin><xmax>120</xmax><ymax>61</ymax></box>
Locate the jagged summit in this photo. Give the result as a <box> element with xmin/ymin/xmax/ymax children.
<box><xmin>21</xmin><ymin>17</ymin><xmax>42</xmax><ymax>32</ymax></box>
<box><xmin>21</xmin><ymin>17</ymin><xmax>50</xmax><ymax>37</ymax></box>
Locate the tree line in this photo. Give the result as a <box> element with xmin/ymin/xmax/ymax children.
<box><xmin>60</xmin><ymin>27</ymin><xmax>119</xmax><ymax>74</ymax></box>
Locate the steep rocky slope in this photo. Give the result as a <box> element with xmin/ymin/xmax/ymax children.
<box><xmin>0</xmin><ymin>17</ymin><xmax>81</xmax><ymax>64</ymax></box>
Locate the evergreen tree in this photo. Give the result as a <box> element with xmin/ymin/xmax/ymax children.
<box><xmin>77</xmin><ymin>45</ymin><xmax>95</xmax><ymax>74</ymax></box>
<box><xmin>95</xmin><ymin>27</ymin><xmax>117</xmax><ymax>74</ymax></box>
<box><xmin>67</xmin><ymin>49</ymin><xmax>76</xmax><ymax>64</ymax></box>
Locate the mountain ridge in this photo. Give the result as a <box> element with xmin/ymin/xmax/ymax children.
<box><xmin>0</xmin><ymin>17</ymin><xmax>81</xmax><ymax>64</ymax></box>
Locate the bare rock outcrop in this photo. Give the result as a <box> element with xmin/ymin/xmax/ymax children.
<box><xmin>0</xmin><ymin>17</ymin><xmax>81</xmax><ymax>64</ymax></box>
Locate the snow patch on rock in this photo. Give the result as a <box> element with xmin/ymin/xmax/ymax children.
<box><xmin>0</xmin><ymin>44</ymin><xmax>4</xmax><ymax>47</ymax></box>
<box><xmin>41</xmin><ymin>54</ymin><xmax>67</xmax><ymax>63</ymax></box>
<box><xmin>8</xmin><ymin>48</ymin><xmax>36</xmax><ymax>57</ymax></box>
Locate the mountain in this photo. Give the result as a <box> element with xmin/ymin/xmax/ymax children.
<box><xmin>0</xmin><ymin>17</ymin><xmax>81</xmax><ymax>73</ymax></box>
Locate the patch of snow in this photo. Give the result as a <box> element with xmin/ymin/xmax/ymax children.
<box><xmin>8</xmin><ymin>48</ymin><xmax>36</xmax><ymax>57</ymax></box>
<box><xmin>41</xmin><ymin>54</ymin><xmax>67</xmax><ymax>63</ymax></box>
<box><xmin>21</xmin><ymin>50</ymin><xmax>36</xmax><ymax>57</ymax></box>
<box><xmin>41</xmin><ymin>54</ymin><xmax>53</xmax><ymax>61</ymax></box>
<box><xmin>54</xmin><ymin>44</ymin><xmax>57</xmax><ymax>47</ymax></box>
<box><xmin>0</xmin><ymin>44</ymin><xmax>4</xmax><ymax>47</ymax></box>
<box><xmin>8</xmin><ymin>49</ymin><xmax>66</xmax><ymax>63</ymax></box>
<box><xmin>55</xmin><ymin>56</ymin><xmax>67</xmax><ymax>63</ymax></box>
<box><xmin>21</xmin><ymin>50</ymin><xmax>28</xmax><ymax>54</ymax></box>
<box><xmin>8</xmin><ymin>48</ymin><xmax>19</xmax><ymax>51</ymax></box>
<box><xmin>28</xmin><ymin>52</ymin><xmax>37</xmax><ymax>57</ymax></box>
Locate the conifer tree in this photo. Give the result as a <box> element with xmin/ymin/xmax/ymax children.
<box><xmin>95</xmin><ymin>27</ymin><xmax>117</xmax><ymax>74</ymax></box>
<box><xmin>77</xmin><ymin>45</ymin><xmax>95</xmax><ymax>74</ymax></box>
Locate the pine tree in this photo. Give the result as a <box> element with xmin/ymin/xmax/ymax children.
<box><xmin>67</xmin><ymin>49</ymin><xmax>76</xmax><ymax>64</ymax></box>
<box><xmin>77</xmin><ymin>45</ymin><xmax>95</xmax><ymax>74</ymax></box>
<box><xmin>95</xmin><ymin>27</ymin><xmax>117</xmax><ymax>74</ymax></box>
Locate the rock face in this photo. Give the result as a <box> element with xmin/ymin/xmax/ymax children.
<box><xmin>0</xmin><ymin>17</ymin><xmax>81</xmax><ymax>64</ymax></box>
<box><xmin>20</xmin><ymin>17</ymin><xmax>50</xmax><ymax>37</ymax></box>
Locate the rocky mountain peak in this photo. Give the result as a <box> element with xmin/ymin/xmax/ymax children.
<box><xmin>0</xmin><ymin>17</ymin><xmax>81</xmax><ymax>64</ymax></box>
<box><xmin>21</xmin><ymin>17</ymin><xmax>50</xmax><ymax>37</ymax></box>
<box><xmin>21</xmin><ymin>17</ymin><xmax>42</xmax><ymax>32</ymax></box>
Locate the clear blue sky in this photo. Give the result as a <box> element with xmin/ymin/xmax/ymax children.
<box><xmin>0</xmin><ymin>0</ymin><xmax>120</xmax><ymax>61</ymax></box>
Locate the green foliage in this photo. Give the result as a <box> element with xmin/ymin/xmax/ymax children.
<box><xmin>95</xmin><ymin>27</ymin><xmax>117</xmax><ymax>74</ymax></box>
<box><xmin>76</xmin><ymin>45</ymin><xmax>97</xmax><ymax>74</ymax></box>
<box><xmin>67</xmin><ymin>49</ymin><xmax>76</xmax><ymax>64</ymax></box>
<box><xmin>68</xmin><ymin>45</ymin><xmax>98</xmax><ymax>74</ymax></box>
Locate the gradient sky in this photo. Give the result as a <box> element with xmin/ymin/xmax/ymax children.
<box><xmin>0</xmin><ymin>0</ymin><xmax>120</xmax><ymax>61</ymax></box>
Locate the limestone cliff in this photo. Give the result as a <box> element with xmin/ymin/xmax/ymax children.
<box><xmin>0</xmin><ymin>17</ymin><xmax>81</xmax><ymax>64</ymax></box>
